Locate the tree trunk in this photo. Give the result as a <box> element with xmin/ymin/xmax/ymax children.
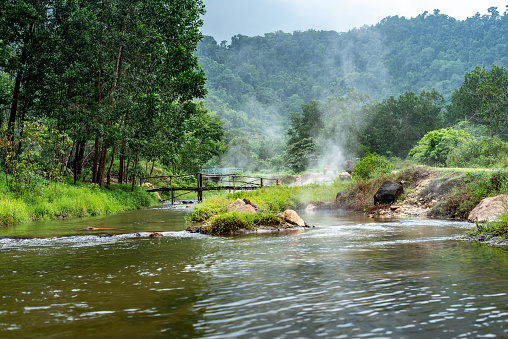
<box><xmin>73</xmin><ymin>143</ymin><xmax>85</xmax><ymax>184</ymax></box>
<box><xmin>119</xmin><ymin>143</ymin><xmax>126</xmax><ymax>183</ymax></box>
<box><xmin>93</xmin><ymin>136</ymin><xmax>99</xmax><ymax>183</ymax></box>
<box><xmin>98</xmin><ymin>144</ymin><xmax>108</xmax><ymax>187</ymax></box>
<box><xmin>106</xmin><ymin>144</ymin><xmax>117</xmax><ymax>186</ymax></box>
<box><xmin>8</xmin><ymin>22</ymin><xmax>33</xmax><ymax>141</ymax></box>
<box><xmin>150</xmin><ymin>161</ymin><xmax>155</xmax><ymax>176</ymax></box>
<box><xmin>131</xmin><ymin>150</ymin><xmax>139</xmax><ymax>192</ymax></box>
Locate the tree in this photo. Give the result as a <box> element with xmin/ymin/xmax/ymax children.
<box><xmin>408</xmin><ymin>128</ymin><xmax>473</xmax><ymax>166</ymax></box>
<box><xmin>448</xmin><ymin>65</ymin><xmax>508</xmax><ymax>138</ymax></box>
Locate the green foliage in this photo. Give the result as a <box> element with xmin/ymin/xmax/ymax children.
<box><xmin>192</xmin><ymin>179</ymin><xmax>351</xmax><ymax>222</ymax></box>
<box><xmin>469</xmin><ymin>213</ymin><xmax>508</xmax><ymax>241</ymax></box>
<box><xmin>1</xmin><ymin>0</ymin><xmax>219</xmax><ymax>190</ymax></box>
<box><xmin>201</xmin><ymin>212</ymin><xmax>281</xmax><ymax>235</ymax></box>
<box><xmin>363</xmin><ymin>89</ymin><xmax>445</xmax><ymax>158</ymax></box>
<box><xmin>0</xmin><ymin>170</ymin><xmax>159</xmax><ymax>226</ymax></box>
<box><xmin>438</xmin><ymin>170</ymin><xmax>508</xmax><ymax>219</ymax></box>
<box><xmin>448</xmin><ymin>65</ymin><xmax>508</xmax><ymax>139</ymax></box>
<box><xmin>409</xmin><ymin>128</ymin><xmax>473</xmax><ymax>166</ymax></box>
<box><xmin>351</xmin><ymin>155</ymin><xmax>392</xmax><ymax>181</ymax></box>
<box><xmin>447</xmin><ymin>136</ymin><xmax>508</xmax><ymax>168</ymax></box>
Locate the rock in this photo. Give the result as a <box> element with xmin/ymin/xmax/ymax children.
<box><xmin>306</xmin><ymin>204</ymin><xmax>317</xmax><ymax>210</ymax></box>
<box><xmin>150</xmin><ymin>232</ymin><xmax>164</xmax><ymax>238</ymax></box>
<box><xmin>278</xmin><ymin>209</ymin><xmax>306</xmax><ymax>227</ymax></box>
<box><xmin>186</xmin><ymin>226</ymin><xmax>202</xmax><ymax>233</ymax></box>
<box><xmin>374</xmin><ymin>181</ymin><xmax>403</xmax><ymax>205</ymax></box>
<box><xmin>227</xmin><ymin>199</ymin><xmax>256</xmax><ymax>213</ymax></box>
<box><xmin>338</xmin><ymin>172</ymin><xmax>352</xmax><ymax>181</ymax></box>
<box><xmin>468</xmin><ymin>195</ymin><xmax>508</xmax><ymax>223</ymax></box>
<box><xmin>243</xmin><ymin>198</ymin><xmax>261</xmax><ymax>211</ymax></box>
<box><xmin>345</xmin><ymin>160</ymin><xmax>356</xmax><ymax>174</ymax></box>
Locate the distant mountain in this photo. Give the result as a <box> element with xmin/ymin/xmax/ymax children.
<box><xmin>196</xmin><ymin>8</ymin><xmax>508</xmax><ymax>138</ymax></box>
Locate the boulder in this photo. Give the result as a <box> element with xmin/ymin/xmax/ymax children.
<box><xmin>338</xmin><ymin>172</ymin><xmax>352</xmax><ymax>181</ymax></box>
<box><xmin>345</xmin><ymin>160</ymin><xmax>356</xmax><ymax>174</ymax></box>
<box><xmin>227</xmin><ymin>199</ymin><xmax>257</xmax><ymax>213</ymax></box>
<box><xmin>374</xmin><ymin>181</ymin><xmax>403</xmax><ymax>205</ymax></box>
<box><xmin>468</xmin><ymin>195</ymin><xmax>508</xmax><ymax>223</ymax></box>
<box><xmin>278</xmin><ymin>209</ymin><xmax>306</xmax><ymax>227</ymax></box>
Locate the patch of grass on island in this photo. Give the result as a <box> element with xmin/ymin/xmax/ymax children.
<box><xmin>202</xmin><ymin>212</ymin><xmax>282</xmax><ymax>235</ymax></box>
<box><xmin>191</xmin><ymin>179</ymin><xmax>351</xmax><ymax>228</ymax></box>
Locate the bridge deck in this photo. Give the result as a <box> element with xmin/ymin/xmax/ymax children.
<box><xmin>142</xmin><ymin>173</ymin><xmax>278</xmax><ymax>203</ymax></box>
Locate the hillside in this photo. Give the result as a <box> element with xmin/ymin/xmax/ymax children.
<box><xmin>197</xmin><ymin>8</ymin><xmax>508</xmax><ymax>136</ymax></box>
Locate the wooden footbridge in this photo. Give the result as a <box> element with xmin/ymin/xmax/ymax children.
<box><xmin>141</xmin><ymin>173</ymin><xmax>279</xmax><ymax>204</ymax></box>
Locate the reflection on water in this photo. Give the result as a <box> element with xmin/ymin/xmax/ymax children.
<box><xmin>1</xmin><ymin>208</ymin><xmax>508</xmax><ymax>338</ymax></box>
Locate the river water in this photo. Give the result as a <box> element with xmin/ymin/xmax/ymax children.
<box><xmin>1</xmin><ymin>203</ymin><xmax>508</xmax><ymax>338</ymax></box>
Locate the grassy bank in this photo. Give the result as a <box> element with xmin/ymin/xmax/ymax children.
<box><xmin>0</xmin><ymin>173</ymin><xmax>160</xmax><ymax>227</ymax></box>
<box><xmin>465</xmin><ymin>214</ymin><xmax>508</xmax><ymax>245</ymax></box>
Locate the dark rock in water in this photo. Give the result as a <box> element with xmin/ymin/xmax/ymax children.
<box><xmin>150</xmin><ymin>232</ymin><xmax>164</xmax><ymax>238</ymax></box>
<box><xmin>374</xmin><ymin>181</ymin><xmax>403</xmax><ymax>205</ymax></box>
<box><xmin>186</xmin><ymin>226</ymin><xmax>202</xmax><ymax>233</ymax></box>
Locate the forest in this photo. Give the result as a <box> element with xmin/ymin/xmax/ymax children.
<box><xmin>198</xmin><ymin>6</ymin><xmax>508</xmax><ymax>172</ymax></box>
<box><xmin>1</xmin><ymin>2</ymin><xmax>508</xmax><ymax>194</ymax></box>
<box><xmin>0</xmin><ymin>0</ymin><xmax>222</xmax><ymax>193</ymax></box>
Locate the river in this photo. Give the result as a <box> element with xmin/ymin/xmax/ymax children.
<box><xmin>1</xmin><ymin>203</ymin><xmax>508</xmax><ymax>338</ymax></box>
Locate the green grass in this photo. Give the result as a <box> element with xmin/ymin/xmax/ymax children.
<box><xmin>435</xmin><ymin>169</ymin><xmax>508</xmax><ymax>219</ymax></box>
<box><xmin>0</xmin><ymin>172</ymin><xmax>160</xmax><ymax>227</ymax></box>
<box><xmin>466</xmin><ymin>213</ymin><xmax>508</xmax><ymax>242</ymax></box>
<box><xmin>191</xmin><ymin>179</ymin><xmax>351</xmax><ymax>222</ymax></box>
<box><xmin>201</xmin><ymin>212</ymin><xmax>282</xmax><ymax>235</ymax></box>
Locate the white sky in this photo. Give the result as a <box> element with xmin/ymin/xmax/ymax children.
<box><xmin>201</xmin><ymin>0</ymin><xmax>508</xmax><ymax>42</ymax></box>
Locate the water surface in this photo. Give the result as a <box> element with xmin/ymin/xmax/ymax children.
<box><xmin>1</xmin><ymin>206</ymin><xmax>507</xmax><ymax>338</ymax></box>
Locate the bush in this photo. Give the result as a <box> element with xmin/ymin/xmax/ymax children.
<box><xmin>409</xmin><ymin>128</ymin><xmax>473</xmax><ymax>166</ymax></box>
<box><xmin>201</xmin><ymin>212</ymin><xmax>281</xmax><ymax>235</ymax></box>
<box><xmin>467</xmin><ymin>213</ymin><xmax>508</xmax><ymax>241</ymax></box>
<box><xmin>351</xmin><ymin>155</ymin><xmax>392</xmax><ymax>181</ymax></box>
<box><xmin>446</xmin><ymin>136</ymin><xmax>508</xmax><ymax>168</ymax></box>
<box><xmin>436</xmin><ymin>169</ymin><xmax>508</xmax><ymax>218</ymax></box>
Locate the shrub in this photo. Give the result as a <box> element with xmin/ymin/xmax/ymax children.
<box><xmin>351</xmin><ymin>155</ymin><xmax>392</xmax><ymax>181</ymax></box>
<box><xmin>201</xmin><ymin>212</ymin><xmax>281</xmax><ymax>235</ymax></box>
<box><xmin>446</xmin><ymin>136</ymin><xmax>508</xmax><ymax>168</ymax></box>
<box><xmin>436</xmin><ymin>170</ymin><xmax>508</xmax><ymax>218</ymax></box>
<box><xmin>409</xmin><ymin>128</ymin><xmax>473</xmax><ymax>166</ymax></box>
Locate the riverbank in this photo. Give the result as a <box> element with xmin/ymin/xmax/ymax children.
<box><xmin>0</xmin><ymin>176</ymin><xmax>160</xmax><ymax>227</ymax></box>
<box><xmin>333</xmin><ymin>166</ymin><xmax>508</xmax><ymax>246</ymax></box>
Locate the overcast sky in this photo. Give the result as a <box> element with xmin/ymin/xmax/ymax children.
<box><xmin>201</xmin><ymin>0</ymin><xmax>508</xmax><ymax>43</ymax></box>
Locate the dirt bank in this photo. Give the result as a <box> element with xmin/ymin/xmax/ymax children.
<box><xmin>331</xmin><ymin>168</ymin><xmax>467</xmax><ymax>219</ymax></box>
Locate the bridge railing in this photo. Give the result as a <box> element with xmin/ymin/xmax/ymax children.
<box><xmin>141</xmin><ymin>173</ymin><xmax>279</xmax><ymax>203</ymax></box>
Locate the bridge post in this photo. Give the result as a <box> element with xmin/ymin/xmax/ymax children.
<box><xmin>196</xmin><ymin>173</ymin><xmax>203</xmax><ymax>202</ymax></box>
<box><xmin>170</xmin><ymin>176</ymin><xmax>174</xmax><ymax>204</ymax></box>
<box><xmin>260</xmin><ymin>178</ymin><xmax>264</xmax><ymax>187</ymax></box>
